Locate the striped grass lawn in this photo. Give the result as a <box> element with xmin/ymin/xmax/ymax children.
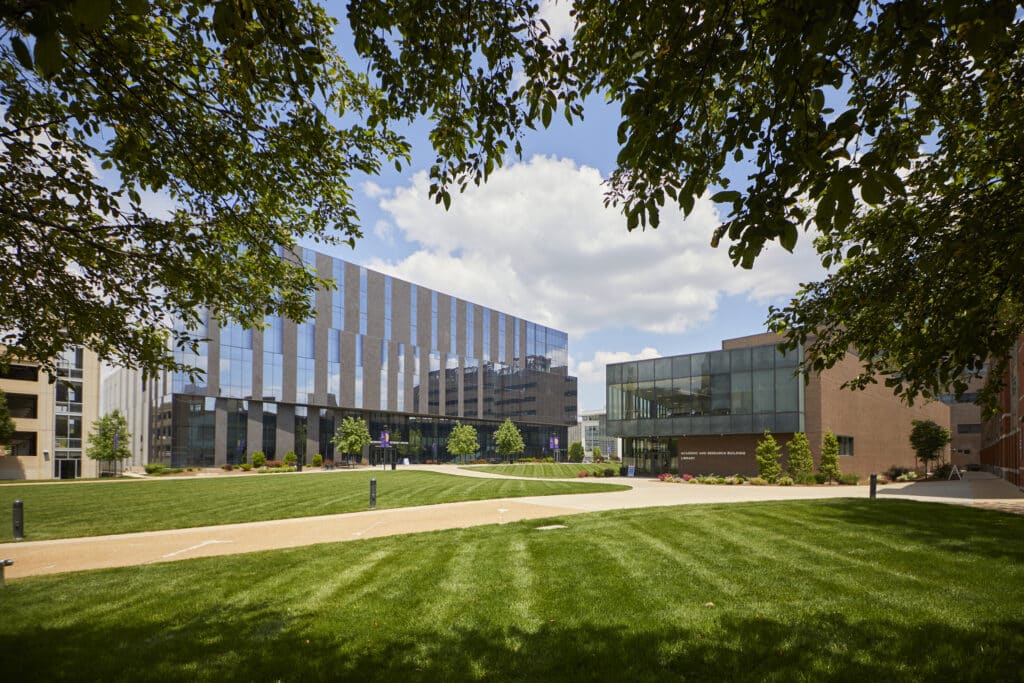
<box><xmin>0</xmin><ymin>470</ymin><xmax>626</xmax><ymax>541</ymax></box>
<box><xmin>2</xmin><ymin>499</ymin><xmax>1022</xmax><ymax>681</ymax></box>
<box><xmin>463</xmin><ymin>463</ymin><xmax>621</xmax><ymax>478</ymax></box>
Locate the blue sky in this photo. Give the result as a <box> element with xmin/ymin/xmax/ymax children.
<box><xmin>310</xmin><ymin>2</ymin><xmax>827</xmax><ymax>413</ymax></box>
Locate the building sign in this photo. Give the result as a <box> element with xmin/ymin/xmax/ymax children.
<box><xmin>380</xmin><ymin>430</ymin><xmax>390</xmax><ymax>448</ymax></box>
<box><xmin>549</xmin><ymin>437</ymin><xmax>559</xmax><ymax>450</ymax></box>
<box><xmin>679</xmin><ymin>450</ymin><xmax>748</xmax><ymax>457</ymax></box>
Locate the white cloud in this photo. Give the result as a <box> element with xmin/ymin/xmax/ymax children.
<box><xmin>571</xmin><ymin>347</ymin><xmax>661</xmax><ymax>387</ymax></box>
<box><xmin>366</xmin><ymin>155</ymin><xmax>824</xmax><ymax>339</ymax></box>
<box><xmin>537</xmin><ymin>0</ymin><xmax>576</xmax><ymax>41</ymax></box>
<box><xmin>372</xmin><ymin>219</ymin><xmax>396</xmax><ymax>245</ymax></box>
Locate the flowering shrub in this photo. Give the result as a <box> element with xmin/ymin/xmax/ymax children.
<box><xmin>657</xmin><ymin>472</ymin><xmax>674</xmax><ymax>481</ymax></box>
<box><xmin>682</xmin><ymin>473</ymin><xmax>694</xmax><ymax>481</ymax></box>
<box><xmin>577</xmin><ymin>471</ymin><xmax>589</xmax><ymax>477</ymax></box>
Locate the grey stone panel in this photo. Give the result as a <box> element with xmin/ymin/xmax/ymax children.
<box><xmin>282</xmin><ymin>317</ymin><xmax>297</xmax><ymax>403</ymax></box>
<box><xmin>456</xmin><ymin>299</ymin><xmax>467</xmax><ymax>358</ymax></box>
<box><xmin>214</xmin><ymin>397</ymin><xmax>227</xmax><ymax>465</ymax></box>
<box><xmin>251</xmin><ymin>326</ymin><xmax>263</xmax><ymax>401</ymax></box>
<box><xmin>314</xmin><ymin>252</ymin><xmax>332</xmax><ymax>403</ymax></box>
<box><xmin>247</xmin><ymin>401</ymin><xmax>263</xmax><ymax>459</ymax></box>
<box><xmin>387</xmin><ymin>342</ymin><xmax>399</xmax><ymax>412</ymax></box>
<box><xmin>306</xmin><ymin>414</ymin><xmax>319</xmax><ymax>462</ymax></box>
<box><xmin>276</xmin><ymin>403</ymin><xmax>295</xmax><ymax>457</ymax></box>
<box><xmin>392</xmin><ymin>278</ymin><xmax>411</xmax><ymax>345</ymax></box>
<box><xmin>437</xmin><ymin>293</ymin><xmax>451</xmax><ymax>354</ymax></box>
<box><xmin>367</xmin><ymin>270</ymin><xmax>385</xmax><ymax>340</ymax></box>
<box><xmin>417</xmin><ymin>286</ymin><xmax>431</xmax><ymax>349</ymax></box>
<box><xmin>344</xmin><ymin>262</ymin><xmax>361</xmax><ymax>332</ymax></box>
<box><xmin>206</xmin><ymin>317</ymin><xmax>220</xmax><ymax>397</ymax></box>
<box><xmin>340</xmin><ymin>331</ymin><xmax>356</xmax><ymax>407</ymax></box>
<box><xmin>518</xmin><ymin>318</ymin><xmax>527</xmax><ymax>369</ymax></box>
<box><xmin>473</xmin><ymin>304</ymin><xmax>483</xmax><ymax>360</ymax></box>
<box><xmin>418</xmin><ymin>347</ymin><xmax>430</xmax><ymax>414</ymax></box>
<box><xmin>490</xmin><ymin>309</ymin><xmax>500</xmax><ymax>363</ymax></box>
<box><xmin>457</xmin><ymin>357</ymin><xmax>465</xmax><ymax>418</ymax></box>
<box><xmin>503</xmin><ymin>314</ymin><xmax>513</xmax><ymax>366</ymax></box>
<box><xmin>363</xmin><ymin>336</ymin><xmax>381</xmax><ymax>410</ymax></box>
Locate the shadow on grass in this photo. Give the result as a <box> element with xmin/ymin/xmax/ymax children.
<box><xmin>815</xmin><ymin>499</ymin><xmax>1024</xmax><ymax>563</ymax></box>
<box><xmin>3</xmin><ymin>607</ymin><xmax>1022</xmax><ymax>682</ymax></box>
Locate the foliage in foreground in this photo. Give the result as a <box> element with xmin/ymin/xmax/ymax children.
<box><xmin>349</xmin><ymin>0</ymin><xmax>1022</xmax><ymax>411</ymax></box>
<box><xmin>2</xmin><ymin>500</ymin><xmax>1023</xmax><ymax>682</ymax></box>
<box><xmin>0</xmin><ymin>1</ymin><xmax>408</xmax><ymax>378</ymax></box>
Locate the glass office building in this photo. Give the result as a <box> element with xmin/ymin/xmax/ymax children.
<box><xmin>128</xmin><ymin>247</ymin><xmax>577</xmax><ymax>467</ymax></box>
<box><xmin>606</xmin><ymin>340</ymin><xmax>804</xmax><ymax>473</ymax></box>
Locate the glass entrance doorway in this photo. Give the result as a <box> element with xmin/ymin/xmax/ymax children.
<box><xmin>55</xmin><ymin>458</ymin><xmax>80</xmax><ymax>479</ymax></box>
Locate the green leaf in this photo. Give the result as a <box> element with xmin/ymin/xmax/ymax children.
<box><xmin>779</xmin><ymin>224</ymin><xmax>798</xmax><ymax>252</ymax></box>
<box><xmin>33</xmin><ymin>31</ymin><xmax>64</xmax><ymax>78</ymax></box>
<box><xmin>72</xmin><ymin>0</ymin><xmax>112</xmax><ymax>30</ymax></box>
<box><xmin>541</xmin><ymin>104</ymin><xmax>552</xmax><ymax>128</ymax></box>
<box><xmin>10</xmin><ymin>36</ymin><xmax>33</xmax><ymax>70</ymax></box>
<box><xmin>860</xmin><ymin>175</ymin><xmax>884</xmax><ymax>205</ymax></box>
<box><xmin>711</xmin><ymin>190</ymin><xmax>741</xmax><ymax>203</ymax></box>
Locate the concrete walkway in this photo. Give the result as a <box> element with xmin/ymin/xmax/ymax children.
<box><xmin>1</xmin><ymin>468</ymin><xmax>1021</xmax><ymax>580</ymax></box>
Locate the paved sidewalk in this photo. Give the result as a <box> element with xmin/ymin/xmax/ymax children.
<box><xmin>1</xmin><ymin>469</ymin><xmax>1020</xmax><ymax>580</ymax></box>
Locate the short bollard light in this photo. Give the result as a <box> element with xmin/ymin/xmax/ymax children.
<box><xmin>0</xmin><ymin>559</ymin><xmax>13</xmax><ymax>588</ymax></box>
<box><xmin>13</xmin><ymin>499</ymin><xmax>24</xmax><ymax>540</ymax></box>
<box><xmin>869</xmin><ymin>473</ymin><xmax>877</xmax><ymax>499</ymax></box>
<box><xmin>370</xmin><ymin>478</ymin><xmax>377</xmax><ymax>510</ymax></box>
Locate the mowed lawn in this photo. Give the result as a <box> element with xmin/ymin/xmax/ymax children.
<box><xmin>2</xmin><ymin>500</ymin><xmax>1023</xmax><ymax>681</ymax></box>
<box><xmin>462</xmin><ymin>463</ymin><xmax>620</xmax><ymax>478</ymax></box>
<box><xmin>0</xmin><ymin>470</ymin><xmax>627</xmax><ymax>541</ymax></box>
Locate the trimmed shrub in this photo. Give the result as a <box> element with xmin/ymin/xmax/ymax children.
<box><xmin>748</xmin><ymin>477</ymin><xmax>768</xmax><ymax>486</ymax></box>
<box><xmin>814</xmin><ymin>472</ymin><xmax>828</xmax><ymax>484</ymax></box>
<box><xmin>796</xmin><ymin>472</ymin><xmax>818</xmax><ymax>485</ymax></box>
<box><xmin>819</xmin><ymin>432</ymin><xmax>842</xmax><ymax>483</ymax></box>
<box><xmin>283</xmin><ymin>451</ymin><xmax>298</xmax><ymax>466</ymax></box>
<box><xmin>755</xmin><ymin>431</ymin><xmax>782</xmax><ymax>483</ymax></box>
<box><xmin>778</xmin><ymin>475</ymin><xmax>794</xmax><ymax>486</ymax></box>
<box><xmin>238</xmin><ymin>463</ymin><xmax>252</xmax><ymax>471</ymax></box>
<box><xmin>932</xmin><ymin>463</ymin><xmax>953</xmax><ymax>479</ymax></box>
<box><xmin>144</xmin><ymin>463</ymin><xmax>163</xmax><ymax>474</ymax></box>
<box><xmin>603</xmin><ymin>467</ymin><xmax>617</xmax><ymax>477</ymax></box>
<box><xmin>839</xmin><ymin>472</ymin><xmax>860</xmax><ymax>485</ymax></box>
<box><xmin>251</xmin><ymin>451</ymin><xmax>267</xmax><ymax>468</ymax></box>
<box><xmin>577</xmin><ymin>471</ymin><xmax>589</xmax><ymax>478</ymax></box>
<box><xmin>897</xmin><ymin>471</ymin><xmax>918</xmax><ymax>482</ymax></box>
<box><xmin>312</xmin><ymin>453</ymin><xmax>323</xmax><ymax>468</ymax></box>
<box><xmin>886</xmin><ymin>465</ymin><xmax>911</xmax><ymax>480</ymax></box>
<box><xmin>221</xmin><ymin>463</ymin><xmax>233</xmax><ymax>471</ymax></box>
<box><xmin>785</xmin><ymin>432</ymin><xmax>814</xmax><ymax>481</ymax></box>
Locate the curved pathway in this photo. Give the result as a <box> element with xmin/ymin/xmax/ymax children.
<box><xmin>1</xmin><ymin>468</ymin><xmax>1020</xmax><ymax>580</ymax></box>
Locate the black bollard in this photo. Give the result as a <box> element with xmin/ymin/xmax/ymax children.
<box><xmin>869</xmin><ymin>473</ymin><xmax>877</xmax><ymax>499</ymax></box>
<box><xmin>370</xmin><ymin>478</ymin><xmax>377</xmax><ymax>509</ymax></box>
<box><xmin>13</xmin><ymin>500</ymin><xmax>24</xmax><ymax>540</ymax></box>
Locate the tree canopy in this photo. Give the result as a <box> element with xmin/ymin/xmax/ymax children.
<box><xmin>494</xmin><ymin>418</ymin><xmax>524</xmax><ymax>460</ymax></box>
<box><xmin>446</xmin><ymin>422</ymin><xmax>479</xmax><ymax>459</ymax></box>
<box><xmin>0</xmin><ymin>388</ymin><xmax>15</xmax><ymax>453</ymax></box>
<box><xmin>909</xmin><ymin>419</ymin><xmax>951</xmax><ymax>470</ymax></box>
<box><xmin>1</xmin><ymin>1</ymin><xmax>406</xmax><ymax>379</ymax></box>
<box><xmin>86</xmin><ymin>410</ymin><xmax>132</xmax><ymax>462</ymax></box>
<box><xmin>332</xmin><ymin>416</ymin><xmax>371</xmax><ymax>459</ymax></box>
<box><xmin>349</xmin><ymin>0</ymin><xmax>1023</xmax><ymax>410</ymax></box>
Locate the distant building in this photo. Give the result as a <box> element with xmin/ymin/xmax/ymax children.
<box><xmin>606</xmin><ymin>333</ymin><xmax>950</xmax><ymax>477</ymax></box>
<box><xmin>581</xmin><ymin>409</ymin><xmax>619</xmax><ymax>459</ymax></box>
<box><xmin>106</xmin><ymin>247</ymin><xmax>577</xmax><ymax>467</ymax></box>
<box><xmin>1</xmin><ymin>347</ymin><xmax>101</xmax><ymax>480</ymax></box>
<box><xmin>982</xmin><ymin>337</ymin><xmax>1024</xmax><ymax>487</ymax></box>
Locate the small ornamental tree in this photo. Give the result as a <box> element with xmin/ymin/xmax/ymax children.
<box><xmin>332</xmin><ymin>416</ymin><xmax>372</xmax><ymax>464</ymax></box>
<box><xmin>755</xmin><ymin>431</ymin><xmax>782</xmax><ymax>483</ymax></box>
<box><xmin>86</xmin><ymin>410</ymin><xmax>132</xmax><ymax>464</ymax></box>
<box><xmin>592</xmin><ymin>446</ymin><xmax>604</xmax><ymax>463</ymax></box>
<box><xmin>785</xmin><ymin>432</ymin><xmax>814</xmax><ymax>480</ymax></box>
<box><xmin>909</xmin><ymin>419</ymin><xmax>952</xmax><ymax>473</ymax></box>
<box><xmin>568</xmin><ymin>440</ymin><xmax>585</xmax><ymax>463</ymax></box>
<box><xmin>446</xmin><ymin>422</ymin><xmax>479</xmax><ymax>461</ymax></box>
<box><xmin>494</xmin><ymin>418</ymin><xmax>525</xmax><ymax>462</ymax></box>
<box><xmin>0</xmin><ymin>388</ymin><xmax>15</xmax><ymax>456</ymax></box>
<box><xmin>819</xmin><ymin>432</ymin><xmax>842</xmax><ymax>483</ymax></box>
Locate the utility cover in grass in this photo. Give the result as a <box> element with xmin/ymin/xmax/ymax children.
<box><xmin>535</xmin><ymin>524</ymin><xmax>568</xmax><ymax>531</ymax></box>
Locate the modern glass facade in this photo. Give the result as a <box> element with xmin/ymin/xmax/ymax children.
<box><xmin>139</xmin><ymin>247</ymin><xmax>577</xmax><ymax>467</ymax></box>
<box><xmin>606</xmin><ymin>343</ymin><xmax>804</xmax><ymax>439</ymax></box>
